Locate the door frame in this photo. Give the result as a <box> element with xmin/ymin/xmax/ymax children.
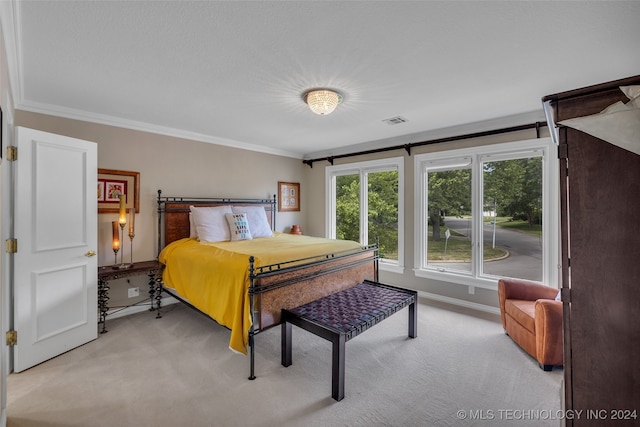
<box><xmin>0</xmin><ymin>100</ymin><xmax>14</xmax><ymax>427</ymax></box>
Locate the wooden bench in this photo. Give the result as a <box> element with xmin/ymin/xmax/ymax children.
<box><xmin>281</xmin><ymin>280</ymin><xmax>417</xmax><ymax>401</ymax></box>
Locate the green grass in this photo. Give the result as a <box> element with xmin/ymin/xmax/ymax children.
<box><xmin>423</xmin><ymin>217</ymin><xmax>540</xmax><ymax>262</ymax></box>
<box><xmin>381</xmin><ymin>219</ymin><xmax>539</xmax><ymax>262</ymax></box>
<box><xmin>494</xmin><ymin>219</ymin><xmax>541</xmax><ymax>236</ymax></box>
<box><xmin>427</xmin><ymin>237</ymin><xmax>506</xmax><ymax>261</ymax></box>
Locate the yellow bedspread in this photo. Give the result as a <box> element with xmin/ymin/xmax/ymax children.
<box><xmin>158</xmin><ymin>232</ymin><xmax>363</xmax><ymax>354</ymax></box>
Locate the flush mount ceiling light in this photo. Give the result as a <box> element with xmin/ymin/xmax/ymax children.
<box><xmin>304</xmin><ymin>89</ymin><xmax>343</xmax><ymax>115</ymax></box>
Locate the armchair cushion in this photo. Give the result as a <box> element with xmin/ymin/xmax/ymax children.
<box><xmin>505</xmin><ymin>299</ymin><xmax>536</xmax><ymax>332</ymax></box>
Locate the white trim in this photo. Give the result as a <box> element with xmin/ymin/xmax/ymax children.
<box><xmin>0</xmin><ymin>0</ymin><xmax>23</xmax><ymax>105</ymax></box>
<box><xmin>17</xmin><ymin>101</ymin><xmax>304</xmax><ymax>159</ymax></box>
<box><xmin>326</xmin><ymin>157</ymin><xmax>404</xmax><ymax>269</ymax></box>
<box><xmin>305</xmin><ymin>110</ymin><xmax>546</xmax><ymax>160</ymax></box>
<box><xmin>0</xmin><ymin>91</ymin><xmax>14</xmax><ymax>425</ymax></box>
<box><xmin>418</xmin><ymin>290</ymin><xmax>501</xmax><ymax>315</ymax></box>
<box><xmin>379</xmin><ymin>262</ymin><xmax>404</xmax><ymax>275</ymax></box>
<box><xmin>414</xmin><ymin>268</ymin><xmax>497</xmax><ymax>290</ymax></box>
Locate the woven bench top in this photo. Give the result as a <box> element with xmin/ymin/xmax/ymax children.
<box><xmin>285</xmin><ymin>281</ymin><xmax>416</xmax><ymax>340</ymax></box>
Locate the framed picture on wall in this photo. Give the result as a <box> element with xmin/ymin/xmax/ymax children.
<box><xmin>98</xmin><ymin>169</ymin><xmax>140</xmax><ymax>214</ymax></box>
<box><xmin>278</xmin><ymin>181</ymin><xmax>300</xmax><ymax>212</ymax></box>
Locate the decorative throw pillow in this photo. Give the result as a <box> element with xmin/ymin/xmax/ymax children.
<box><xmin>232</xmin><ymin>206</ymin><xmax>273</xmax><ymax>238</ymax></box>
<box><xmin>190</xmin><ymin>205</ymin><xmax>233</xmax><ymax>242</ymax></box>
<box><xmin>225</xmin><ymin>213</ymin><xmax>253</xmax><ymax>241</ymax></box>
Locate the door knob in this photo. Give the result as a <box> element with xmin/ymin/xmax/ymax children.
<box><xmin>85</xmin><ymin>250</ymin><xmax>97</xmax><ymax>257</ymax></box>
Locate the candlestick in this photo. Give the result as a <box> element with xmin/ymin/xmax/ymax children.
<box><xmin>128</xmin><ymin>207</ymin><xmax>135</xmax><ymax>237</ymax></box>
<box><xmin>112</xmin><ymin>221</ymin><xmax>120</xmax><ymax>266</ymax></box>
<box><xmin>128</xmin><ymin>208</ymin><xmax>135</xmax><ymax>265</ymax></box>
<box><xmin>118</xmin><ymin>194</ymin><xmax>127</xmax><ymax>226</ymax></box>
<box><xmin>114</xmin><ymin>212</ymin><xmax>133</xmax><ymax>269</ymax></box>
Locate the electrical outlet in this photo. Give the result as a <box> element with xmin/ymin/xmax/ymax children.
<box><xmin>128</xmin><ymin>287</ymin><xmax>140</xmax><ymax>298</ymax></box>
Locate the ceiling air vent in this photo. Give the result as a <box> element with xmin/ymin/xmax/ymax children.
<box><xmin>382</xmin><ymin>116</ymin><xmax>408</xmax><ymax>125</ymax></box>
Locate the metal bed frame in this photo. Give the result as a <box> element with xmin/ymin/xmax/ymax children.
<box><xmin>155</xmin><ymin>190</ymin><xmax>379</xmax><ymax>379</ymax></box>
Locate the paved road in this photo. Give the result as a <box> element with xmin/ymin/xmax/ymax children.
<box><xmin>430</xmin><ymin>217</ymin><xmax>543</xmax><ymax>281</ymax></box>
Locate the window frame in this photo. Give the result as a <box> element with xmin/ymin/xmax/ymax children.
<box><xmin>326</xmin><ymin>157</ymin><xmax>404</xmax><ymax>274</ymax></box>
<box><xmin>414</xmin><ymin>138</ymin><xmax>558</xmax><ymax>289</ymax></box>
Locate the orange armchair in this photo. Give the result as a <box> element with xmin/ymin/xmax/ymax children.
<box><xmin>498</xmin><ymin>278</ymin><xmax>563</xmax><ymax>371</ymax></box>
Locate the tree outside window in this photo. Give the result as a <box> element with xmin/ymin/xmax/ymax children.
<box><xmin>329</xmin><ymin>158</ymin><xmax>404</xmax><ymax>270</ymax></box>
<box><xmin>415</xmin><ymin>138</ymin><xmax>558</xmax><ymax>288</ymax></box>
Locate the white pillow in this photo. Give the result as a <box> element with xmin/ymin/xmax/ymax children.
<box><xmin>189</xmin><ymin>212</ymin><xmax>197</xmax><ymax>239</ymax></box>
<box><xmin>190</xmin><ymin>205</ymin><xmax>233</xmax><ymax>242</ymax></box>
<box><xmin>225</xmin><ymin>213</ymin><xmax>253</xmax><ymax>241</ymax></box>
<box><xmin>232</xmin><ymin>206</ymin><xmax>273</xmax><ymax>238</ymax></box>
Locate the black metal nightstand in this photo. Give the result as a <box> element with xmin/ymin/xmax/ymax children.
<box><xmin>97</xmin><ymin>260</ymin><xmax>162</xmax><ymax>333</ymax></box>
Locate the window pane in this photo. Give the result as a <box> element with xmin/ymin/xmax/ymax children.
<box><xmin>367</xmin><ymin>170</ymin><xmax>398</xmax><ymax>260</ymax></box>
<box><xmin>335</xmin><ymin>174</ymin><xmax>360</xmax><ymax>243</ymax></box>
<box><xmin>427</xmin><ymin>168</ymin><xmax>472</xmax><ymax>273</ymax></box>
<box><xmin>482</xmin><ymin>157</ymin><xmax>542</xmax><ymax>281</ymax></box>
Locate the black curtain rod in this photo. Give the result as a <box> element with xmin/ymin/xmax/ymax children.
<box><xmin>302</xmin><ymin>121</ymin><xmax>548</xmax><ymax>168</ymax></box>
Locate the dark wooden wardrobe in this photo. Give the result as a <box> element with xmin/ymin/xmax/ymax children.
<box><xmin>543</xmin><ymin>75</ymin><xmax>640</xmax><ymax>426</ymax></box>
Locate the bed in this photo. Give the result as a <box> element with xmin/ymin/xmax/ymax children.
<box><xmin>155</xmin><ymin>190</ymin><xmax>379</xmax><ymax>379</ymax></box>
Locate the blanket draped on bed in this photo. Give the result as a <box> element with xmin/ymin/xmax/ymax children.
<box><xmin>158</xmin><ymin>233</ymin><xmax>363</xmax><ymax>354</ymax></box>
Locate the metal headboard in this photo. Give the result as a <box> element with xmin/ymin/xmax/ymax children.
<box><xmin>156</xmin><ymin>189</ymin><xmax>277</xmax><ymax>257</ymax></box>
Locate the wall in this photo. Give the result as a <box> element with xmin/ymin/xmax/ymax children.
<box><xmin>304</xmin><ymin>127</ymin><xmax>550</xmax><ymax>312</ymax></box>
<box><xmin>13</xmin><ymin>112</ymin><xmax>307</xmax><ymax>306</ymax></box>
<box><xmin>13</xmin><ymin>102</ymin><xmax>550</xmax><ymax>313</ymax></box>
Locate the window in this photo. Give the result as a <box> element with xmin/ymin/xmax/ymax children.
<box><xmin>327</xmin><ymin>157</ymin><xmax>404</xmax><ymax>273</ymax></box>
<box><xmin>414</xmin><ymin>138</ymin><xmax>558</xmax><ymax>288</ymax></box>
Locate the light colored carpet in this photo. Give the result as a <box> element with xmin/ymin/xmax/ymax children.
<box><xmin>7</xmin><ymin>300</ymin><xmax>563</xmax><ymax>427</ymax></box>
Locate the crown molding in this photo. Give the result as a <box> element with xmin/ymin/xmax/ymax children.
<box><xmin>16</xmin><ymin>100</ymin><xmax>304</xmax><ymax>159</ymax></box>
<box><xmin>0</xmin><ymin>0</ymin><xmax>24</xmax><ymax>105</ymax></box>
<box><xmin>304</xmin><ymin>110</ymin><xmax>547</xmax><ymax>160</ymax></box>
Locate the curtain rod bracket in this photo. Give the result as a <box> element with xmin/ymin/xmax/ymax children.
<box><xmin>404</xmin><ymin>144</ymin><xmax>411</xmax><ymax>156</ymax></box>
<box><xmin>328</xmin><ymin>157</ymin><xmax>334</xmax><ymax>165</ymax></box>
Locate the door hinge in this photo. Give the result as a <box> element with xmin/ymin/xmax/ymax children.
<box><xmin>6</xmin><ymin>146</ymin><xmax>17</xmax><ymax>161</ymax></box>
<box><xmin>6</xmin><ymin>330</ymin><xmax>17</xmax><ymax>346</ymax></box>
<box><xmin>5</xmin><ymin>239</ymin><xmax>17</xmax><ymax>253</ymax></box>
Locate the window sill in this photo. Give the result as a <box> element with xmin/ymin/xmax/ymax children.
<box><xmin>379</xmin><ymin>262</ymin><xmax>404</xmax><ymax>275</ymax></box>
<box><xmin>413</xmin><ymin>268</ymin><xmax>498</xmax><ymax>290</ymax></box>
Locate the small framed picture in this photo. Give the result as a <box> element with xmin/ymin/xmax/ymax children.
<box><xmin>98</xmin><ymin>169</ymin><xmax>140</xmax><ymax>214</ymax></box>
<box><xmin>278</xmin><ymin>181</ymin><xmax>300</xmax><ymax>212</ymax></box>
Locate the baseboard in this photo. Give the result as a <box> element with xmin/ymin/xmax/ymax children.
<box><xmin>107</xmin><ymin>296</ymin><xmax>179</xmax><ymax>320</ymax></box>
<box><xmin>418</xmin><ymin>290</ymin><xmax>500</xmax><ymax>316</ymax></box>
<box><xmin>106</xmin><ymin>292</ymin><xmax>499</xmax><ymax>322</ymax></box>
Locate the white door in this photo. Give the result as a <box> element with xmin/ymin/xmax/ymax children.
<box><xmin>13</xmin><ymin>127</ymin><xmax>97</xmax><ymax>372</ymax></box>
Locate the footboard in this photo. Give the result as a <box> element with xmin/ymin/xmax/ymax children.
<box><xmin>246</xmin><ymin>244</ymin><xmax>378</xmax><ymax>380</ymax></box>
<box><xmin>249</xmin><ymin>246</ymin><xmax>379</xmax><ymax>331</ymax></box>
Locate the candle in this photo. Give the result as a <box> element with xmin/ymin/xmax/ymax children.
<box><xmin>128</xmin><ymin>208</ymin><xmax>135</xmax><ymax>237</ymax></box>
<box><xmin>118</xmin><ymin>194</ymin><xmax>127</xmax><ymax>226</ymax></box>
<box><xmin>112</xmin><ymin>221</ymin><xmax>120</xmax><ymax>250</ymax></box>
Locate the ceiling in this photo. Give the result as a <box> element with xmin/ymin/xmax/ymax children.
<box><xmin>3</xmin><ymin>1</ymin><xmax>640</xmax><ymax>159</ymax></box>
